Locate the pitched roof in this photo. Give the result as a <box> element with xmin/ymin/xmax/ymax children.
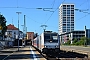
<box><xmin>7</xmin><ymin>24</ymin><xmax>18</xmax><ymax>30</ymax></box>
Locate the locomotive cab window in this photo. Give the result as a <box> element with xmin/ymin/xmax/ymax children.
<box><xmin>51</xmin><ymin>34</ymin><xmax>58</xmax><ymax>43</ymax></box>
<box><xmin>52</xmin><ymin>36</ymin><xmax>57</xmax><ymax>40</ymax></box>
<box><xmin>44</xmin><ymin>34</ymin><xmax>50</xmax><ymax>40</ymax></box>
<box><xmin>44</xmin><ymin>33</ymin><xmax>58</xmax><ymax>43</ymax></box>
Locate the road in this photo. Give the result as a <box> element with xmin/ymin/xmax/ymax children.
<box><xmin>0</xmin><ymin>46</ymin><xmax>46</xmax><ymax>60</ymax></box>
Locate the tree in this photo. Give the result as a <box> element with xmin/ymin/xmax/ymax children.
<box><xmin>86</xmin><ymin>38</ymin><xmax>90</xmax><ymax>45</ymax></box>
<box><xmin>80</xmin><ymin>36</ymin><xmax>87</xmax><ymax>46</ymax></box>
<box><xmin>72</xmin><ymin>38</ymin><xmax>78</xmax><ymax>45</ymax></box>
<box><xmin>0</xmin><ymin>14</ymin><xmax>7</xmax><ymax>40</ymax></box>
<box><xmin>64</xmin><ymin>40</ymin><xmax>71</xmax><ymax>45</ymax></box>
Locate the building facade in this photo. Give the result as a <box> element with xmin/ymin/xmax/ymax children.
<box><xmin>26</xmin><ymin>32</ymin><xmax>34</xmax><ymax>45</ymax></box>
<box><xmin>5</xmin><ymin>24</ymin><xmax>23</xmax><ymax>47</ymax></box>
<box><xmin>59</xmin><ymin>3</ymin><xmax>74</xmax><ymax>35</ymax></box>
<box><xmin>27</xmin><ymin>32</ymin><xmax>34</xmax><ymax>40</ymax></box>
<box><xmin>60</xmin><ymin>27</ymin><xmax>90</xmax><ymax>45</ymax></box>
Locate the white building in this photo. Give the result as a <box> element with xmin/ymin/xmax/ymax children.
<box><xmin>59</xmin><ymin>3</ymin><xmax>74</xmax><ymax>35</ymax></box>
<box><xmin>5</xmin><ymin>24</ymin><xmax>23</xmax><ymax>47</ymax></box>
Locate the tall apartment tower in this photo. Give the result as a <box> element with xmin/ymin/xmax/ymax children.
<box><xmin>59</xmin><ymin>4</ymin><xmax>74</xmax><ymax>35</ymax></box>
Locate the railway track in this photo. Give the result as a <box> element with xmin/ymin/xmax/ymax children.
<box><xmin>32</xmin><ymin>45</ymin><xmax>88</xmax><ymax>60</ymax></box>
<box><xmin>41</xmin><ymin>50</ymin><xmax>88</xmax><ymax>60</ymax></box>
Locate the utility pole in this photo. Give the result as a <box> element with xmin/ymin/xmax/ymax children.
<box><xmin>23</xmin><ymin>15</ymin><xmax>26</xmax><ymax>46</ymax></box>
<box><xmin>24</xmin><ymin>15</ymin><xmax>26</xmax><ymax>35</ymax></box>
<box><xmin>40</xmin><ymin>25</ymin><xmax>47</xmax><ymax>32</ymax></box>
<box><xmin>21</xmin><ymin>25</ymin><xmax>24</xmax><ymax>39</ymax></box>
<box><xmin>16</xmin><ymin>12</ymin><xmax>21</xmax><ymax>51</ymax></box>
<box><xmin>85</xmin><ymin>26</ymin><xmax>87</xmax><ymax>46</ymax></box>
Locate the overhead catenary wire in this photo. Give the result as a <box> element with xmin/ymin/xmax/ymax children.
<box><xmin>51</xmin><ymin>0</ymin><xmax>56</xmax><ymax>8</ymax></box>
<box><xmin>77</xmin><ymin>13</ymin><xmax>90</xmax><ymax>21</ymax></box>
<box><xmin>79</xmin><ymin>0</ymin><xmax>88</xmax><ymax>6</ymax></box>
<box><xmin>26</xmin><ymin>15</ymin><xmax>43</xmax><ymax>24</ymax></box>
<box><xmin>0</xmin><ymin>0</ymin><xmax>66</xmax><ymax>33</ymax></box>
<box><xmin>41</xmin><ymin>0</ymin><xmax>66</xmax><ymax>33</ymax></box>
<box><xmin>75</xmin><ymin>0</ymin><xmax>90</xmax><ymax>21</ymax></box>
<box><xmin>44</xmin><ymin>0</ymin><xmax>66</xmax><ymax>24</ymax></box>
<box><xmin>79</xmin><ymin>0</ymin><xmax>89</xmax><ymax>11</ymax></box>
<box><xmin>44</xmin><ymin>0</ymin><xmax>55</xmax><ymax>20</ymax></box>
<box><xmin>17</xmin><ymin>0</ymin><xmax>18</xmax><ymax>8</ymax></box>
<box><xmin>86</xmin><ymin>0</ymin><xmax>90</xmax><ymax>10</ymax></box>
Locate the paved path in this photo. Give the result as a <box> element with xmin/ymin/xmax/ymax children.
<box><xmin>0</xmin><ymin>46</ymin><xmax>46</xmax><ymax>60</ymax></box>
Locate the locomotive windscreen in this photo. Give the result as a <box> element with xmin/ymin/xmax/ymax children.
<box><xmin>44</xmin><ymin>33</ymin><xmax>58</xmax><ymax>43</ymax></box>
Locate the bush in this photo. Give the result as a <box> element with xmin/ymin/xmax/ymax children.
<box><xmin>63</xmin><ymin>40</ymin><xmax>71</xmax><ymax>45</ymax></box>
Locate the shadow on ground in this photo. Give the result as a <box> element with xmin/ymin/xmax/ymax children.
<box><xmin>46</xmin><ymin>50</ymin><xmax>88</xmax><ymax>58</ymax></box>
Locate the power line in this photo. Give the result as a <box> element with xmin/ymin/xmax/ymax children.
<box><xmin>0</xmin><ymin>7</ymin><xmax>38</xmax><ymax>9</ymax></box>
<box><xmin>0</xmin><ymin>7</ymin><xmax>58</xmax><ymax>9</ymax></box>
<box><xmin>86</xmin><ymin>0</ymin><xmax>90</xmax><ymax>10</ymax></box>
<box><xmin>79</xmin><ymin>0</ymin><xmax>87</xmax><ymax>6</ymax></box>
<box><xmin>79</xmin><ymin>0</ymin><xmax>89</xmax><ymax>11</ymax></box>
<box><xmin>44</xmin><ymin>0</ymin><xmax>66</xmax><ymax>24</ymax></box>
<box><xmin>76</xmin><ymin>13</ymin><xmax>90</xmax><ymax>21</ymax></box>
<box><xmin>17</xmin><ymin>0</ymin><xmax>18</xmax><ymax>8</ymax></box>
<box><xmin>62</xmin><ymin>0</ymin><xmax>66</xmax><ymax>4</ymax></box>
<box><xmin>51</xmin><ymin>0</ymin><xmax>56</xmax><ymax>8</ymax></box>
<box><xmin>26</xmin><ymin>15</ymin><xmax>42</xmax><ymax>24</ymax></box>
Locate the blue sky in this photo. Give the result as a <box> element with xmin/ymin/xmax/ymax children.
<box><xmin>0</xmin><ymin>0</ymin><xmax>90</xmax><ymax>34</ymax></box>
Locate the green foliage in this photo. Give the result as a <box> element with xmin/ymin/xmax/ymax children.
<box><xmin>63</xmin><ymin>37</ymin><xmax>89</xmax><ymax>46</ymax></box>
<box><xmin>63</xmin><ymin>40</ymin><xmax>71</xmax><ymax>45</ymax></box>
<box><xmin>87</xmin><ymin>38</ymin><xmax>90</xmax><ymax>45</ymax></box>
<box><xmin>0</xmin><ymin>14</ymin><xmax>7</xmax><ymax>37</ymax></box>
<box><xmin>75</xmin><ymin>42</ymin><xmax>80</xmax><ymax>46</ymax></box>
<box><xmin>80</xmin><ymin>36</ymin><xmax>86</xmax><ymax>41</ymax></box>
<box><xmin>72</xmin><ymin>38</ymin><xmax>78</xmax><ymax>45</ymax></box>
<box><xmin>72</xmin><ymin>37</ymin><xmax>86</xmax><ymax>46</ymax></box>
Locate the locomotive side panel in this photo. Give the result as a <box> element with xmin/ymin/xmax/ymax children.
<box><xmin>38</xmin><ymin>33</ymin><xmax>44</xmax><ymax>52</ymax></box>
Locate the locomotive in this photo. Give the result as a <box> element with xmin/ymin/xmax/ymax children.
<box><xmin>32</xmin><ymin>31</ymin><xmax>60</xmax><ymax>53</ymax></box>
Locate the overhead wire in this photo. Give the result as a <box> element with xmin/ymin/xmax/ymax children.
<box><xmin>0</xmin><ymin>7</ymin><xmax>42</xmax><ymax>9</ymax></box>
<box><xmin>0</xmin><ymin>0</ymin><xmax>66</xmax><ymax>33</ymax></box>
<box><xmin>79</xmin><ymin>0</ymin><xmax>88</xmax><ymax>6</ymax></box>
<box><xmin>87</xmin><ymin>0</ymin><xmax>90</xmax><ymax>10</ymax></box>
<box><xmin>16</xmin><ymin>12</ymin><xmax>43</xmax><ymax>33</ymax></box>
<box><xmin>26</xmin><ymin>15</ymin><xmax>43</xmax><ymax>24</ymax></box>
<box><xmin>76</xmin><ymin>0</ymin><xmax>90</xmax><ymax>21</ymax></box>
<box><xmin>76</xmin><ymin>13</ymin><xmax>90</xmax><ymax>21</ymax></box>
<box><xmin>52</xmin><ymin>0</ymin><xmax>56</xmax><ymax>8</ymax></box>
<box><xmin>43</xmin><ymin>0</ymin><xmax>66</xmax><ymax>32</ymax></box>
<box><xmin>17</xmin><ymin>0</ymin><xmax>18</xmax><ymax>8</ymax></box>
<box><xmin>44</xmin><ymin>0</ymin><xmax>66</xmax><ymax>24</ymax></box>
<box><xmin>36</xmin><ymin>0</ymin><xmax>56</xmax><ymax>33</ymax></box>
<box><xmin>37</xmin><ymin>0</ymin><xmax>57</xmax><ymax>33</ymax></box>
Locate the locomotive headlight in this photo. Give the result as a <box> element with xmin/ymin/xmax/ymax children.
<box><xmin>50</xmin><ymin>40</ymin><xmax>52</xmax><ymax>42</ymax></box>
<box><xmin>55</xmin><ymin>46</ymin><xmax>58</xmax><ymax>47</ymax></box>
<box><xmin>44</xmin><ymin>46</ymin><xmax>47</xmax><ymax>48</ymax></box>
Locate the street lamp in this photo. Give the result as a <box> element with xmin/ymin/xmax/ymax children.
<box><xmin>16</xmin><ymin>12</ymin><xmax>21</xmax><ymax>51</ymax></box>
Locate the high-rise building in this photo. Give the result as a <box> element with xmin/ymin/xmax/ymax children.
<box><xmin>59</xmin><ymin>4</ymin><xmax>74</xmax><ymax>35</ymax></box>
